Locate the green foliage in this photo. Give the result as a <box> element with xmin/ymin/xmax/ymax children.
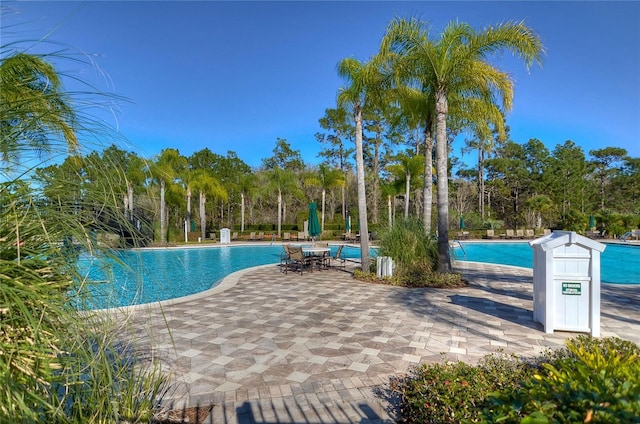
<box><xmin>557</xmin><ymin>209</ymin><xmax>585</xmax><ymax>232</ymax></box>
<box><xmin>378</xmin><ymin>218</ymin><xmax>437</xmax><ymax>276</ymax></box>
<box><xmin>483</xmin><ymin>336</ymin><xmax>640</xmax><ymax>423</ymax></box>
<box><xmin>375</xmin><ymin>218</ymin><xmax>466</xmax><ymax>287</ymax></box>
<box><xmin>1</xmin><ymin>50</ymin><xmax>170</xmax><ymax>423</ymax></box>
<box><xmin>394</xmin><ymin>353</ymin><xmax>534</xmax><ymax>423</ymax></box>
<box><xmin>395</xmin><ymin>337</ymin><xmax>640</xmax><ymax>424</ymax></box>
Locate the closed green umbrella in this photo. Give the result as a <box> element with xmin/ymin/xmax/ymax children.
<box><xmin>460</xmin><ymin>216</ymin><xmax>465</xmax><ymax>230</ymax></box>
<box><xmin>308</xmin><ymin>202</ymin><xmax>321</xmax><ymax>241</ymax></box>
<box><xmin>589</xmin><ymin>215</ymin><xmax>595</xmax><ymax>229</ymax></box>
<box><xmin>346</xmin><ymin>215</ymin><xmax>351</xmax><ymax>233</ymax></box>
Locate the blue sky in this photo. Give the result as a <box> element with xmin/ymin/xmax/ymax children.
<box><xmin>3</xmin><ymin>1</ymin><xmax>639</xmax><ymax>168</ymax></box>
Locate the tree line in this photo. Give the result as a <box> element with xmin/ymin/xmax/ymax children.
<box><xmin>5</xmin><ymin>17</ymin><xmax>639</xmax><ymax>271</ymax></box>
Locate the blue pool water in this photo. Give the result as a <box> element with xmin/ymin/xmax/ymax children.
<box><xmin>452</xmin><ymin>242</ymin><xmax>640</xmax><ymax>285</ymax></box>
<box><xmin>76</xmin><ymin>245</ymin><xmax>367</xmax><ymax>309</ymax></box>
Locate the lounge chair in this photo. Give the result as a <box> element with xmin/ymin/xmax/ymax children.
<box><xmin>516</xmin><ymin>229</ymin><xmax>524</xmax><ymax>239</ymax></box>
<box><xmin>231</xmin><ymin>231</ymin><xmax>238</xmax><ymax>241</ymax></box>
<box><xmin>525</xmin><ymin>229</ymin><xmax>535</xmax><ymax>238</ymax></box>
<box><xmin>257</xmin><ymin>231</ymin><xmax>264</xmax><ymax>241</ymax></box>
<box><xmin>248</xmin><ymin>232</ymin><xmax>256</xmax><ymax>241</ymax></box>
<box><xmin>297</xmin><ymin>231</ymin><xmax>306</xmax><ymax>242</ymax></box>
<box><xmin>505</xmin><ymin>229</ymin><xmax>515</xmax><ymax>239</ymax></box>
<box><xmin>543</xmin><ymin>228</ymin><xmax>551</xmax><ymax>235</ymax></box>
<box><xmin>344</xmin><ymin>232</ymin><xmax>356</xmax><ymax>242</ymax></box>
<box><xmin>485</xmin><ymin>229</ymin><xmax>496</xmax><ymax>239</ymax></box>
<box><xmin>282</xmin><ymin>232</ymin><xmax>291</xmax><ymax>242</ymax></box>
<box><xmin>324</xmin><ymin>245</ymin><xmax>346</xmax><ymax>270</ymax></box>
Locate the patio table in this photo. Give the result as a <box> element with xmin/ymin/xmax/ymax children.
<box><xmin>302</xmin><ymin>247</ymin><xmax>330</xmax><ymax>271</ymax></box>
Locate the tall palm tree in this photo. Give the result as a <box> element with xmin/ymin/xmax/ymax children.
<box><xmin>337</xmin><ymin>56</ymin><xmax>387</xmax><ymax>271</ymax></box>
<box><xmin>382</xmin><ymin>18</ymin><xmax>543</xmax><ymax>272</ymax></box>
<box><xmin>266</xmin><ymin>167</ymin><xmax>298</xmax><ymax>238</ymax></box>
<box><xmin>0</xmin><ymin>52</ymin><xmax>78</xmax><ymax>166</ymax></box>
<box><xmin>387</xmin><ymin>153</ymin><xmax>425</xmax><ymax>220</ymax></box>
<box><xmin>191</xmin><ymin>169</ymin><xmax>227</xmax><ymax>240</ymax></box>
<box><xmin>312</xmin><ymin>164</ymin><xmax>345</xmax><ymax>232</ymax></box>
<box><xmin>151</xmin><ymin>148</ymin><xmax>186</xmax><ymax>244</ymax></box>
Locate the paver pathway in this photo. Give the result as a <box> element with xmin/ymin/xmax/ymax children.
<box><xmin>111</xmin><ymin>259</ymin><xmax>640</xmax><ymax>423</ymax></box>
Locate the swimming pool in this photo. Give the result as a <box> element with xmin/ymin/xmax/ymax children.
<box><xmin>452</xmin><ymin>242</ymin><xmax>640</xmax><ymax>285</ymax></box>
<box><xmin>75</xmin><ymin>244</ymin><xmax>366</xmax><ymax>309</ymax></box>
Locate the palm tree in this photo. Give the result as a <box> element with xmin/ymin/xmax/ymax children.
<box><xmin>0</xmin><ymin>52</ymin><xmax>78</xmax><ymax>166</ymax></box>
<box><xmin>337</xmin><ymin>55</ymin><xmax>388</xmax><ymax>271</ymax></box>
<box><xmin>387</xmin><ymin>153</ymin><xmax>425</xmax><ymax>220</ymax></box>
<box><xmin>381</xmin><ymin>18</ymin><xmax>544</xmax><ymax>272</ymax></box>
<box><xmin>312</xmin><ymin>164</ymin><xmax>345</xmax><ymax>233</ymax></box>
<box><xmin>151</xmin><ymin>148</ymin><xmax>186</xmax><ymax>244</ymax></box>
<box><xmin>266</xmin><ymin>167</ymin><xmax>298</xmax><ymax>238</ymax></box>
<box><xmin>191</xmin><ymin>169</ymin><xmax>227</xmax><ymax>240</ymax></box>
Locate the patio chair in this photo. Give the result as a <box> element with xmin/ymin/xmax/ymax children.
<box><xmin>485</xmin><ymin>229</ymin><xmax>496</xmax><ymax>239</ymax></box>
<box><xmin>257</xmin><ymin>232</ymin><xmax>265</xmax><ymax>241</ymax></box>
<box><xmin>284</xmin><ymin>246</ymin><xmax>311</xmax><ymax>274</ymax></box>
<box><xmin>324</xmin><ymin>245</ymin><xmax>346</xmax><ymax>270</ymax></box>
<box><xmin>248</xmin><ymin>232</ymin><xmax>256</xmax><ymax>241</ymax></box>
<box><xmin>516</xmin><ymin>229</ymin><xmax>524</xmax><ymax>239</ymax></box>
<box><xmin>525</xmin><ymin>229</ymin><xmax>535</xmax><ymax>238</ymax></box>
<box><xmin>231</xmin><ymin>231</ymin><xmax>238</xmax><ymax>241</ymax></box>
<box><xmin>297</xmin><ymin>231</ymin><xmax>306</xmax><ymax>242</ymax></box>
<box><xmin>282</xmin><ymin>232</ymin><xmax>291</xmax><ymax>242</ymax></box>
<box><xmin>280</xmin><ymin>244</ymin><xmax>292</xmax><ymax>272</ymax></box>
<box><xmin>505</xmin><ymin>229</ymin><xmax>515</xmax><ymax>239</ymax></box>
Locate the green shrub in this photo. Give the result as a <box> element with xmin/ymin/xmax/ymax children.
<box><xmin>394</xmin><ymin>353</ymin><xmax>534</xmax><ymax>423</ymax></box>
<box><xmin>378</xmin><ymin>219</ymin><xmax>438</xmax><ymax>276</ymax></box>
<box><xmin>482</xmin><ymin>336</ymin><xmax>640</xmax><ymax>423</ymax></box>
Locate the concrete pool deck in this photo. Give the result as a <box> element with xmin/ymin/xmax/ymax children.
<box><xmin>113</xmin><ymin>258</ymin><xmax>640</xmax><ymax>423</ymax></box>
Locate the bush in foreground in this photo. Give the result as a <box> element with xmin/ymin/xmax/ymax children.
<box><xmin>393</xmin><ymin>336</ymin><xmax>640</xmax><ymax>423</ymax></box>
<box><xmin>482</xmin><ymin>336</ymin><xmax>640</xmax><ymax>423</ymax></box>
<box><xmin>392</xmin><ymin>352</ymin><xmax>533</xmax><ymax>423</ymax></box>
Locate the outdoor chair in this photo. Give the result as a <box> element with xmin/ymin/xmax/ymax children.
<box><xmin>485</xmin><ymin>229</ymin><xmax>496</xmax><ymax>239</ymax></box>
<box><xmin>525</xmin><ymin>229</ymin><xmax>535</xmax><ymax>238</ymax></box>
<box><xmin>248</xmin><ymin>232</ymin><xmax>257</xmax><ymax>241</ymax></box>
<box><xmin>297</xmin><ymin>231</ymin><xmax>306</xmax><ymax>242</ymax></box>
<box><xmin>280</xmin><ymin>244</ymin><xmax>292</xmax><ymax>272</ymax></box>
<box><xmin>505</xmin><ymin>229</ymin><xmax>515</xmax><ymax>239</ymax></box>
<box><xmin>257</xmin><ymin>232</ymin><xmax>265</xmax><ymax>241</ymax></box>
<box><xmin>231</xmin><ymin>232</ymin><xmax>238</xmax><ymax>241</ymax></box>
<box><xmin>282</xmin><ymin>232</ymin><xmax>291</xmax><ymax>242</ymax></box>
<box><xmin>324</xmin><ymin>245</ymin><xmax>346</xmax><ymax>270</ymax></box>
<box><xmin>284</xmin><ymin>246</ymin><xmax>311</xmax><ymax>274</ymax></box>
<box><xmin>516</xmin><ymin>229</ymin><xmax>524</xmax><ymax>238</ymax></box>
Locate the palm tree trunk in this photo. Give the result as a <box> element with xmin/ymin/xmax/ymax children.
<box><xmin>478</xmin><ymin>147</ymin><xmax>485</xmax><ymax>220</ymax></box>
<box><xmin>354</xmin><ymin>105</ymin><xmax>370</xmax><ymax>271</ymax></box>
<box><xmin>186</xmin><ymin>187</ymin><xmax>192</xmax><ymax>235</ymax></box>
<box><xmin>435</xmin><ymin>88</ymin><xmax>452</xmax><ymax>273</ymax></box>
<box><xmin>422</xmin><ymin>126</ymin><xmax>434</xmax><ymax>233</ymax></box>
<box><xmin>387</xmin><ymin>195</ymin><xmax>392</xmax><ymax>226</ymax></box>
<box><xmin>199</xmin><ymin>191</ymin><xmax>206</xmax><ymax>241</ymax></box>
<box><xmin>128</xmin><ymin>183</ymin><xmax>134</xmax><ymax>221</ymax></box>
<box><xmin>321</xmin><ymin>189</ymin><xmax>326</xmax><ymax>232</ymax></box>
<box><xmin>277</xmin><ymin>189</ymin><xmax>282</xmax><ymax>238</ymax></box>
<box><xmin>160</xmin><ymin>179</ymin><xmax>166</xmax><ymax>244</ymax></box>
<box><xmin>241</xmin><ymin>192</ymin><xmax>245</xmax><ymax>232</ymax></box>
<box><xmin>372</xmin><ymin>140</ymin><xmax>380</xmax><ymax>224</ymax></box>
<box><xmin>404</xmin><ymin>174</ymin><xmax>411</xmax><ymax>220</ymax></box>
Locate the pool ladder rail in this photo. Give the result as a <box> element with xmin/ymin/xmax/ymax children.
<box><xmin>450</xmin><ymin>239</ymin><xmax>466</xmax><ymax>259</ymax></box>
